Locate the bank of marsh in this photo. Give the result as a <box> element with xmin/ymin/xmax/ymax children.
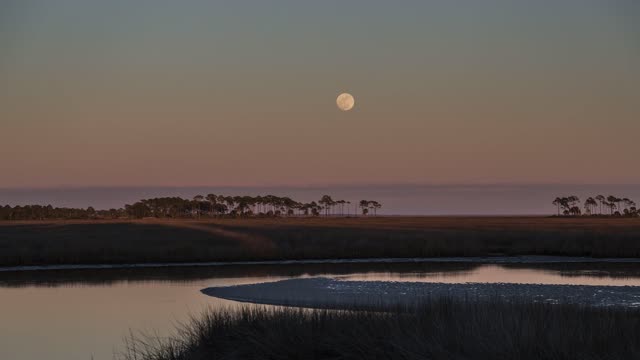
<box><xmin>2</xmin><ymin>217</ymin><xmax>640</xmax><ymax>267</ymax></box>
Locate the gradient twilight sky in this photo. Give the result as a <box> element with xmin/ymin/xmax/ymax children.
<box><xmin>1</xmin><ymin>1</ymin><xmax>639</xmax><ymax>188</ymax></box>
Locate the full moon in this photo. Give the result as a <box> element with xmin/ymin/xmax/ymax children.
<box><xmin>336</xmin><ymin>93</ymin><xmax>355</xmax><ymax>111</ymax></box>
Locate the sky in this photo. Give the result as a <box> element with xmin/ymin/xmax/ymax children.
<box><xmin>1</xmin><ymin>1</ymin><xmax>639</xmax><ymax>188</ymax></box>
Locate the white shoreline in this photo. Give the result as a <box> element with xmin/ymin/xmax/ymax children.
<box><xmin>2</xmin><ymin>255</ymin><xmax>640</xmax><ymax>273</ymax></box>
<box><xmin>202</xmin><ymin>277</ymin><xmax>640</xmax><ymax>308</ymax></box>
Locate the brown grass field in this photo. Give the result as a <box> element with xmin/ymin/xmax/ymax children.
<box><xmin>1</xmin><ymin>217</ymin><xmax>640</xmax><ymax>267</ymax></box>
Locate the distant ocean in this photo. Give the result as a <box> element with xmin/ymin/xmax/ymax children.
<box><xmin>1</xmin><ymin>184</ymin><xmax>639</xmax><ymax>215</ymax></box>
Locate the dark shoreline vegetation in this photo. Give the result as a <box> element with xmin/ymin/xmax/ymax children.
<box><xmin>121</xmin><ymin>299</ymin><xmax>640</xmax><ymax>360</ymax></box>
<box><xmin>2</xmin><ymin>193</ymin><xmax>638</xmax><ymax>221</ymax></box>
<box><xmin>553</xmin><ymin>194</ymin><xmax>638</xmax><ymax>217</ymax></box>
<box><xmin>1</xmin><ymin>217</ymin><xmax>640</xmax><ymax>267</ymax></box>
<box><xmin>0</xmin><ymin>194</ymin><xmax>382</xmax><ymax>220</ymax></box>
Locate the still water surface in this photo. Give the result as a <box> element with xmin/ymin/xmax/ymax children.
<box><xmin>1</xmin><ymin>261</ymin><xmax>639</xmax><ymax>360</ymax></box>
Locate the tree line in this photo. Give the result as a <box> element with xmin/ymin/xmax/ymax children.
<box><xmin>0</xmin><ymin>194</ymin><xmax>383</xmax><ymax>220</ymax></box>
<box><xmin>552</xmin><ymin>195</ymin><xmax>638</xmax><ymax>217</ymax></box>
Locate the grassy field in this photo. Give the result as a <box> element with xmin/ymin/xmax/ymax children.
<box><xmin>121</xmin><ymin>299</ymin><xmax>640</xmax><ymax>360</ymax></box>
<box><xmin>2</xmin><ymin>217</ymin><xmax>640</xmax><ymax>267</ymax></box>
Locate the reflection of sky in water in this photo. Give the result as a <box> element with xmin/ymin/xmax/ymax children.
<box><xmin>337</xmin><ymin>265</ymin><xmax>640</xmax><ymax>286</ymax></box>
<box><xmin>2</xmin><ymin>263</ymin><xmax>640</xmax><ymax>360</ymax></box>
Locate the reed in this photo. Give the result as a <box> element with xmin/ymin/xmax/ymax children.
<box><xmin>120</xmin><ymin>298</ymin><xmax>640</xmax><ymax>360</ymax></box>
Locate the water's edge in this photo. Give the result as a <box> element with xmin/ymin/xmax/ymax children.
<box><xmin>3</xmin><ymin>256</ymin><xmax>640</xmax><ymax>273</ymax></box>
<box><xmin>202</xmin><ymin>277</ymin><xmax>640</xmax><ymax>308</ymax></box>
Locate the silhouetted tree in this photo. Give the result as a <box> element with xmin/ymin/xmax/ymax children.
<box><xmin>359</xmin><ymin>200</ymin><xmax>369</xmax><ymax>216</ymax></box>
<box><xmin>606</xmin><ymin>195</ymin><xmax>619</xmax><ymax>215</ymax></box>
<box><xmin>319</xmin><ymin>195</ymin><xmax>334</xmax><ymax>216</ymax></box>
<box><xmin>551</xmin><ymin>194</ymin><xmax>637</xmax><ymax>218</ymax></box>
<box><xmin>622</xmin><ymin>198</ymin><xmax>635</xmax><ymax>213</ymax></box>
<box><xmin>206</xmin><ymin>194</ymin><xmax>218</xmax><ymax>216</ymax></box>
<box><xmin>584</xmin><ymin>197</ymin><xmax>597</xmax><ymax>215</ymax></box>
<box><xmin>595</xmin><ymin>195</ymin><xmax>606</xmax><ymax>215</ymax></box>
<box><xmin>193</xmin><ymin>195</ymin><xmax>204</xmax><ymax>218</ymax></box>
<box><xmin>368</xmin><ymin>201</ymin><xmax>382</xmax><ymax>216</ymax></box>
<box><xmin>552</xmin><ymin>197</ymin><xmax>563</xmax><ymax>216</ymax></box>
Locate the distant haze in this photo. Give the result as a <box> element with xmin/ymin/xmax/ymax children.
<box><xmin>1</xmin><ymin>185</ymin><xmax>639</xmax><ymax>215</ymax></box>
<box><xmin>1</xmin><ymin>1</ymin><xmax>639</xmax><ymax>188</ymax></box>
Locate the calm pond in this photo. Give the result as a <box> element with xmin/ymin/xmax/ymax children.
<box><xmin>2</xmin><ymin>261</ymin><xmax>640</xmax><ymax>360</ymax></box>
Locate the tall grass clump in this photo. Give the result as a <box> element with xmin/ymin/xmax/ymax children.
<box><xmin>120</xmin><ymin>299</ymin><xmax>640</xmax><ymax>360</ymax></box>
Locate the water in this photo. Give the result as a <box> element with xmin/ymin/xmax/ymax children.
<box><xmin>1</xmin><ymin>261</ymin><xmax>640</xmax><ymax>360</ymax></box>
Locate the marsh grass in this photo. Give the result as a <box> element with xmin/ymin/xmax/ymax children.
<box><xmin>2</xmin><ymin>217</ymin><xmax>640</xmax><ymax>267</ymax></box>
<box><xmin>120</xmin><ymin>299</ymin><xmax>640</xmax><ymax>360</ymax></box>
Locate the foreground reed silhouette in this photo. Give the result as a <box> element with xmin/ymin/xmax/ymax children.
<box><xmin>121</xmin><ymin>298</ymin><xmax>640</xmax><ymax>360</ymax></box>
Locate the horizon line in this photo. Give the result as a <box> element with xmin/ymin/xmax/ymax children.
<box><xmin>2</xmin><ymin>182</ymin><xmax>640</xmax><ymax>191</ymax></box>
